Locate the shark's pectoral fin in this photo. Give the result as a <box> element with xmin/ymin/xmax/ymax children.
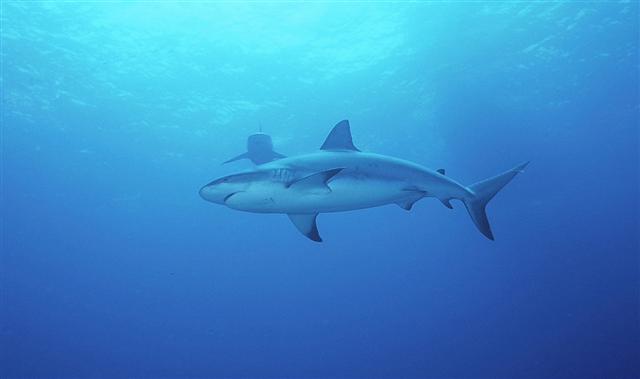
<box><xmin>286</xmin><ymin>168</ymin><xmax>344</xmax><ymax>191</ymax></box>
<box><xmin>272</xmin><ymin>151</ymin><xmax>287</xmax><ymax>160</ymax></box>
<box><xmin>288</xmin><ymin>213</ymin><xmax>322</xmax><ymax>242</ymax></box>
<box><xmin>397</xmin><ymin>190</ymin><xmax>427</xmax><ymax>211</ymax></box>
<box><xmin>223</xmin><ymin>152</ymin><xmax>249</xmax><ymax>164</ymax></box>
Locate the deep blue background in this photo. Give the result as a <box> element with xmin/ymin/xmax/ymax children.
<box><xmin>1</xmin><ymin>2</ymin><xmax>638</xmax><ymax>378</ymax></box>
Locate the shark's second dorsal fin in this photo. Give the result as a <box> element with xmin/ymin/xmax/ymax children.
<box><xmin>321</xmin><ymin>120</ymin><xmax>360</xmax><ymax>151</ymax></box>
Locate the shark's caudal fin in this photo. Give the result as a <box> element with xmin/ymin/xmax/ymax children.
<box><xmin>463</xmin><ymin>162</ymin><xmax>529</xmax><ymax>240</ymax></box>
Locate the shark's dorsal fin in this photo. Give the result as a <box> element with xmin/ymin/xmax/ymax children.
<box><xmin>321</xmin><ymin>120</ymin><xmax>360</xmax><ymax>151</ymax></box>
<box><xmin>286</xmin><ymin>168</ymin><xmax>343</xmax><ymax>191</ymax></box>
<box><xmin>437</xmin><ymin>169</ymin><xmax>445</xmax><ymax>175</ymax></box>
<box><xmin>288</xmin><ymin>213</ymin><xmax>322</xmax><ymax>242</ymax></box>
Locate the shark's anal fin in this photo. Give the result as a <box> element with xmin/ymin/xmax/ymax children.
<box><xmin>288</xmin><ymin>213</ymin><xmax>322</xmax><ymax>242</ymax></box>
<box><xmin>286</xmin><ymin>168</ymin><xmax>343</xmax><ymax>191</ymax></box>
<box><xmin>320</xmin><ymin>120</ymin><xmax>360</xmax><ymax>151</ymax></box>
<box><xmin>437</xmin><ymin>168</ymin><xmax>445</xmax><ymax>175</ymax></box>
<box><xmin>440</xmin><ymin>199</ymin><xmax>453</xmax><ymax>209</ymax></box>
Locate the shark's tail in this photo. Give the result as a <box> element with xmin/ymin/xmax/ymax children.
<box><xmin>462</xmin><ymin>162</ymin><xmax>529</xmax><ymax>240</ymax></box>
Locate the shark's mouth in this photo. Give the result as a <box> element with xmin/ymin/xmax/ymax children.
<box><xmin>223</xmin><ymin>191</ymin><xmax>243</xmax><ymax>203</ymax></box>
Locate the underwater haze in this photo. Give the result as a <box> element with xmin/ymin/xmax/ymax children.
<box><xmin>1</xmin><ymin>1</ymin><xmax>639</xmax><ymax>378</ymax></box>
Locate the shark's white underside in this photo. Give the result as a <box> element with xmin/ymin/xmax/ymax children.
<box><xmin>223</xmin><ymin>151</ymin><xmax>470</xmax><ymax>214</ymax></box>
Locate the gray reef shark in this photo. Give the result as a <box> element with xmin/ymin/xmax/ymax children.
<box><xmin>200</xmin><ymin>120</ymin><xmax>527</xmax><ymax>242</ymax></box>
<box><xmin>224</xmin><ymin>132</ymin><xmax>286</xmax><ymax>165</ymax></box>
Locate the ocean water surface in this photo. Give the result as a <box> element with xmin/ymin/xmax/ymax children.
<box><xmin>1</xmin><ymin>1</ymin><xmax>639</xmax><ymax>378</ymax></box>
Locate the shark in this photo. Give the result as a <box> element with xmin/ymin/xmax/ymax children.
<box><xmin>224</xmin><ymin>132</ymin><xmax>286</xmax><ymax>165</ymax></box>
<box><xmin>200</xmin><ymin>120</ymin><xmax>528</xmax><ymax>242</ymax></box>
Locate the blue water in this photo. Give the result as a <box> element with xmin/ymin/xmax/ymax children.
<box><xmin>1</xmin><ymin>2</ymin><xmax>638</xmax><ymax>378</ymax></box>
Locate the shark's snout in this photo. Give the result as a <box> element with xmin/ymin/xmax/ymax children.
<box><xmin>198</xmin><ymin>185</ymin><xmax>209</xmax><ymax>199</ymax></box>
<box><xmin>199</xmin><ymin>175</ymin><xmax>249</xmax><ymax>205</ymax></box>
<box><xmin>199</xmin><ymin>183</ymin><xmax>228</xmax><ymax>204</ymax></box>
<box><xmin>199</xmin><ymin>184</ymin><xmax>214</xmax><ymax>201</ymax></box>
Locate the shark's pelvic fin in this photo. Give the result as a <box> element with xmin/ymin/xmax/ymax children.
<box><xmin>288</xmin><ymin>213</ymin><xmax>322</xmax><ymax>242</ymax></box>
<box><xmin>463</xmin><ymin>161</ymin><xmax>529</xmax><ymax>240</ymax></box>
<box><xmin>396</xmin><ymin>191</ymin><xmax>426</xmax><ymax>211</ymax></box>
<box><xmin>320</xmin><ymin>120</ymin><xmax>360</xmax><ymax>151</ymax></box>
<box><xmin>287</xmin><ymin>168</ymin><xmax>343</xmax><ymax>191</ymax></box>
